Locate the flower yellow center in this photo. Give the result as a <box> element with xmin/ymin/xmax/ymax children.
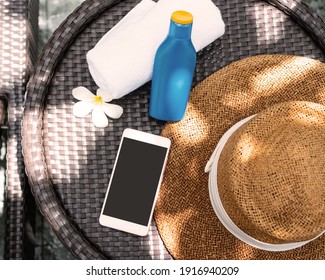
<box><xmin>94</xmin><ymin>96</ymin><xmax>103</xmax><ymax>104</ymax></box>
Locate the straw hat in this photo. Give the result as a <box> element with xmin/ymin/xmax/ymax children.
<box><xmin>154</xmin><ymin>54</ymin><xmax>325</xmax><ymax>259</ymax></box>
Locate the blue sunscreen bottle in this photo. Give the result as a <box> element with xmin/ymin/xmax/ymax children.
<box><xmin>149</xmin><ymin>10</ymin><xmax>196</xmax><ymax>121</ymax></box>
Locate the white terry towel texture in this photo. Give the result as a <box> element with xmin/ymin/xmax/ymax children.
<box><xmin>87</xmin><ymin>0</ymin><xmax>225</xmax><ymax>100</ymax></box>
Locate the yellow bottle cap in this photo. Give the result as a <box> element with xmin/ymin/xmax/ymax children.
<box><xmin>171</xmin><ymin>10</ymin><xmax>193</xmax><ymax>25</ymax></box>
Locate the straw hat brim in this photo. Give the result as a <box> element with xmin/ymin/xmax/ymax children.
<box><xmin>154</xmin><ymin>54</ymin><xmax>325</xmax><ymax>260</ymax></box>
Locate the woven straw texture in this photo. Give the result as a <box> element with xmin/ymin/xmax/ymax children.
<box><xmin>0</xmin><ymin>0</ymin><xmax>39</xmax><ymax>259</ymax></box>
<box><xmin>22</xmin><ymin>0</ymin><xmax>325</xmax><ymax>259</ymax></box>
<box><xmin>156</xmin><ymin>54</ymin><xmax>325</xmax><ymax>259</ymax></box>
<box><xmin>218</xmin><ymin>101</ymin><xmax>325</xmax><ymax>244</ymax></box>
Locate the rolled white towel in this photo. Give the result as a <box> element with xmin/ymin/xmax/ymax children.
<box><xmin>87</xmin><ymin>0</ymin><xmax>225</xmax><ymax>100</ymax></box>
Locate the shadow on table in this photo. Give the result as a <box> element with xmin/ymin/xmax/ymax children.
<box><xmin>21</xmin><ymin>0</ymin><xmax>325</xmax><ymax>259</ymax></box>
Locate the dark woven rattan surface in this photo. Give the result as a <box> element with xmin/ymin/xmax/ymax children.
<box><xmin>22</xmin><ymin>0</ymin><xmax>325</xmax><ymax>259</ymax></box>
<box><xmin>1</xmin><ymin>0</ymin><xmax>39</xmax><ymax>259</ymax></box>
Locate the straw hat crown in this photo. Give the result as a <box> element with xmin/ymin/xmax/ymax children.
<box><xmin>218</xmin><ymin>101</ymin><xmax>325</xmax><ymax>244</ymax></box>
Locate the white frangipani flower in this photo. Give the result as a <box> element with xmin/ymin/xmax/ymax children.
<box><xmin>72</xmin><ymin>86</ymin><xmax>123</xmax><ymax>128</ymax></box>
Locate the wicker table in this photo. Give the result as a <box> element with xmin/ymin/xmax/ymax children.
<box><xmin>22</xmin><ymin>0</ymin><xmax>325</xmax><ymax>259</ymax></box>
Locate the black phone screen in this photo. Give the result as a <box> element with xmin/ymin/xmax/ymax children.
<box><xmin>103</xmin><ymin>137</ymin><xmax>168</xmax><ymax>226</ymax></box>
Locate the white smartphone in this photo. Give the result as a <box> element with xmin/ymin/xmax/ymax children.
<box><xmin>99</xmin><ymin>128</ymin><xmax>171</xmax><ymax>236</ymax></box>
